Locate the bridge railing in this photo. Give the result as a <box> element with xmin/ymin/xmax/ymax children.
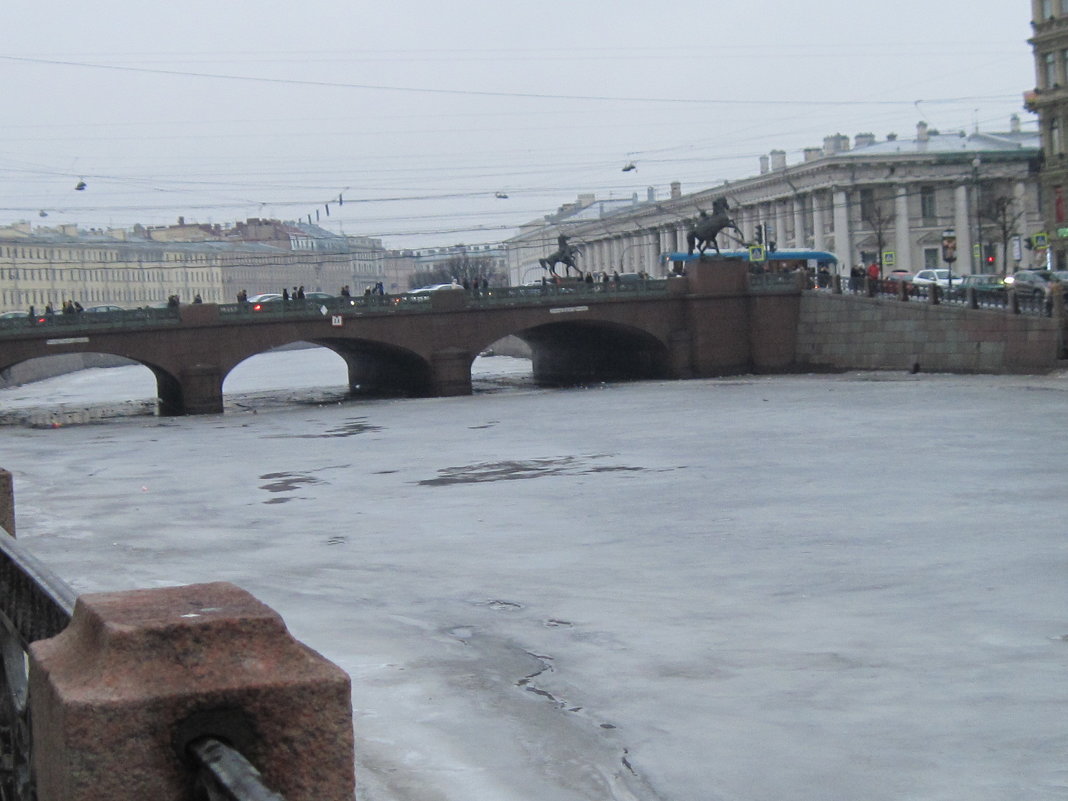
<box><xmin>0</xmin><ymin>468</ymin><xmax>354</xmax><ymax>801</ymax></box>
<box><xmin>748</xmin><ymin>272</ymin><xmax>802</xmax><ymax>292</ymax></box>
<box><xmin>0</xmin><ymin>306</ymin><xmax>180</xmax><ymax>336</ymax></box>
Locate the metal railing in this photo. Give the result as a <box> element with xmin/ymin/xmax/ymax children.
<box><xmin>0</xmin><ymin>306</ymin><xmax>180</xmax><ymax>336</ymax></box>
<box><xmin>748</xmin><ymin>272</ymin><xmax>802</xmax><ymax>292</ymax></box>
<box><xmin>837</xmin><ymin>278</ymin><xmax>1061</xmax><ymax>318</ymax></box>
<box><xmin>0</xmin><ymin>527</ymin><xmax>287</xmax><ymax>801</ymax></box>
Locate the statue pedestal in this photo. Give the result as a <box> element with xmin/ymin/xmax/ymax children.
<box><xmin>685</xmin><ymin>257</ymin><xmax>748</xmax><ymax>294</ymax></box>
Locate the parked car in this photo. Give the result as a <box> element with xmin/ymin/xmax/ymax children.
<box><xmin>885</xmin><ymin>269</ymin><xmax>913</xmax><ymax>282</ymax></box>
<box><xmin>1004</xmin><ymin>270</ymin><xmax>1054</xmax><ymax>297</ymax></box>
<box><xmin>84</xmin><ymin>304</ymin><xmax>124</xmax><ymax>313</ymax></box>
<box><xmin>0</xmin><ymin>310</ymin><xmax>29</xmax><ymax>319</ymax></box>
<box><xmin>910</xmin><ymin>269</ymin><xmax>965</xmax><ymax>288</ymax></box>
<box><xmin>409</xmin><ymin>283</ymin><xmax>463</xmax><ymax>294</ymax></box>
<box><xmin>959</xmin><ymin>274</ymin><xmax>1007</xmax><ymax>291</ymax></box>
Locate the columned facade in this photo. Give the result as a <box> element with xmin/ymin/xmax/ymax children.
<box><xmin>506</xmin><ymin>122</ymin><xmax>1042</xmax><ymax>283</ymax></box>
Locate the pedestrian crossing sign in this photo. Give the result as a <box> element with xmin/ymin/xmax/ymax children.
<box><xmin>748</xmin><ymin>245</ymin><xmax>766</xmax><ymax>263</ymax></box>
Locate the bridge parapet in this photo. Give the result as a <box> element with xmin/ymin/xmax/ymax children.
<box><xmin>0</xmin><ymin>472</ymin><xmax>355</xmax><ymax>801</ymax></box>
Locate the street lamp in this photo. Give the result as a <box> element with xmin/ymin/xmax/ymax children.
<box><xmin>972</xmin><ymin>157</ymin><xmax>983</xmax><ymax>274</ymax></box>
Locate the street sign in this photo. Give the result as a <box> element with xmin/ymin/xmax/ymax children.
<box><xmin>748</xmin><ymin>244</ymin><xmax>767</xmax><ymax>263</ymax></box>
<box><xmin>972</xmin><ymin>243</ymin><xmax>982</xmax><ymax>262</ymax></box>
<box><xmin>331</xmin><ymin>315</ymin><xmax>343</xmax><ymax>327</ymax></box>
<box><xmin>1012</xmin><ymin>235</ymin><xmax>1023</xmax><ymax>261</ymax></box>
<box><xmin>1034</xmin><ymin>232</ymin><xmax>1049</xmax><ymax>249</ymax></box>
<box><xmin>883</xmin><ymin>251</ymin><xmax>895</xmax><ymax>266</ymax></box>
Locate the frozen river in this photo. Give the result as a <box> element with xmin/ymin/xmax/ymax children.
<box><xmin>3</xmin><ymin>349</ymin><xmax>1067</xmax><ymax>801</ymax></box>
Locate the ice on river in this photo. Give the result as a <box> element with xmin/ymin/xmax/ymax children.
<box><xmin>3</xmin><ymin>351</ymin><xmax>1068</xmax><ymax>801</ymax></box>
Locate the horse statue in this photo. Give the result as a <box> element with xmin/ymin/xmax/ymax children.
<box><xmin>539</xmin><ymin>234</ymin><xmax>583</xmax><ymax>278</ymax></box>
<box><xmin>686</xmin><ymin>197</ymin><xmax>742</xmax><ymax>256</ymax></box>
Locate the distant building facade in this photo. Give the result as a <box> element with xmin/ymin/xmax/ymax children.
<box><xmin>1028</xmin><ymin>0</ymin><xmax>1068</xmax><ymax>266</ymax></box>
<box><xmin>0</xmin><ymin>219</ymin><xmax>392</xmax><ymax>312</ymax></box>
<box><xmin>506</xmin><ymin>121</ymin><xmax>1042</xmax><ymax>282</ymax></box>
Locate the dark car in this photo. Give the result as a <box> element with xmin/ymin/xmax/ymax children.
<box><xmin>1004</xmin><ymin>270</ymin><xmax>1054</xmax><ymax>297</ymax></box>
<box><xmin>959</xmin><ymin>274</ymin><xmax>1006</xmax><ymax>292</ymax></box>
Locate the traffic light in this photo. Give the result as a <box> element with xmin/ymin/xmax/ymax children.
<box><xmin>754</xmin><ymin>224</ymin><xmax>764</xmax><ymax>245</ymax></box>
<box><xmin>984</xmin><ymin>244</ymin><xmax>996</xmax><ymax>267</ymax></box>
<box><xmin>941</xmin><ymin>230</ymin><xmax>957</xmax><ymax>264</ymax></box>
<box><xmin>1025</xmin><ymin>237</ymin><xmax>1034</xmax><ymax>251</ymax></box>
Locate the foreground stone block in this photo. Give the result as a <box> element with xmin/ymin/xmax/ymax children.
<box><xmin>29</xmin><ymin>581</ymin><xmax>354</xmax><ymax>801</ymax></box>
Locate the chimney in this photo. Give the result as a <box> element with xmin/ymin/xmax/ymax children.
<box><xmin>770</xmin><ymin>149</ymin><xmax>787</xmax><ymax>170</ymax></box>
<box><xmin>1011</xmin><ymin>113</ymin><xmax>1021</xmax><ymax>133</ymax></box>
<box><xmin>647</xmin><ymin>186</ymin><xmax>656</xmax><ymax>201</ymax></box>
<box><xmin>759</xmin><ymin>155</ymin><xmax>770</xmax><ymax>174</ymax></box>
<box><xmin>670</xmin><ymin>181</ymin><xmax>682</xmax><ymax>200</ymax></box>
<box><xmin>823</xmin><ymin>134</ymin><xmax>850</xmax><ymax>156</ymax></box>
<box><xmin>916</xmin><ymin>121</ymin><xmax>929</xmax><ymax>142</ymax></box>
<box><xmin>854</xmin><ymin>133</ymin><xmax>876</xmax><ymax>149</ymax></box>
<box><xmin>886</xmin><ymin>132</ymin><xmax>898</xmax><ymax>142</ymax></box>
<box><xmin>803</xmin><ymin>147</ymin><xmax>822</xmax><ymax>162</ymax></box>
<box><xmin>577</xmin><ymin>193</ymin><xmax>595</xmax><ymax>207</ymax></box>
<box><xmin>177</xmin><ymin>216</ymin><xmax>185</xmax><ymax>226</ymax></box>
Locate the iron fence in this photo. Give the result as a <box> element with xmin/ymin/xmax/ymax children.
<box><xmin>0</xmin><ymin>307</ymin><xmax>180</xmax><ymax>336</ymax></box>
<box><xmin>0</xmin><ymin>527</ymin><xmax>288</xmax><ymax>801</ymax></box>
<box><xmin>838</xmin><ymin>279</ymin><xmax>1060</xmax><ymax>318</ymax></box>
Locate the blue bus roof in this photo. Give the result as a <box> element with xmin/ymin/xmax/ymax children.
<box><xmin>662</xmin><ymin>249</ymin><xmax>838</xmax><ymax>264</ymax></box>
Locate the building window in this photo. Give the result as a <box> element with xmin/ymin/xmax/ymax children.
<box><xmin>1046</xmin><ymin>52</ymin><xmax>1058</xmax><ymax>88</ymax></box>
<box><xmin>1044</xmin><ymin>0</ymin><xmax>1054</xmax><ymax>18</ymax></box>
<box><xmin>924</xmin><ymin>248</ymin><xmax>940</xmax><ymax>269</ymax></box>
<box><xmin>1056</xmin><ymin>185</ymin><xmax>1066</xmax><ymax>223</ymax></box>
<box><xmin>920</xmin><ymin>186</ymin><xmax>936</xmax><ymax>220</ymax></box>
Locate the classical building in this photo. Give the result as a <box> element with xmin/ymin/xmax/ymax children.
<box><xmin>0</xmin><ymin>219</ymin><xmax>393</xmax><ymax>312</ymax></box>
<box><xmin>1028</xmin><ymin>0</ymin><xmax>1068</xmax><ymax>266</ymax></box>
<box><xmin>506</xmin><ymin>120</ymin><xmax>1042</xmax><ymax>282</ymax></box>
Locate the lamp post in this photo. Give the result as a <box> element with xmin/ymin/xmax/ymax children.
<box><xmin>972</xmin><ymin>156</ymin><xmax>983</xmax><ymax>274</ymax></box>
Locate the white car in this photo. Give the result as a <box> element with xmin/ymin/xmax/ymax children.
<box><xmin>408</xmin><ymin>283</ymin><xmax>464</xmax><ymax>294</ymax></box>
<box><xmin>910</xmin><ymin>269</ymin><xmax>964</xmax><ymax>288</ymax></box>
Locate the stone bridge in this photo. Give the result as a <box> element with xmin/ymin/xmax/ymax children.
<box><xmin>0</xmin><ymin>260</ymin><xmax>802</xmax><ymax>415</ymax></box>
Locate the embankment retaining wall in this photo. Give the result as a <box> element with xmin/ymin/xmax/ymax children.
<box><xmin>795</xmin><ymin>291</ymin><xmax>1067</xmax><ymax>373</ymax></box>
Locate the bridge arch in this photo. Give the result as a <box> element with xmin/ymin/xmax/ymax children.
<box><xmin>487</xmin><ymin>319</ymin><xmax>672</xmax><ymax>387</ymax></box>
<box><xmin>220</xmin><ymin>338</ymin><xmax>435</xmax><ymax>401</ymax></box>
<box><xmin>0</xmin><ymin>350</ymin><xmax>185</xmax><ymax>416</ymax></box>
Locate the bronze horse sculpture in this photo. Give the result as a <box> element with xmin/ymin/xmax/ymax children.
<box><xmin>539</xmin><ymin>234</ymin><xmax>583</xmax><ymax>278</ymax></box>
<box><xmin>686</xmin><ymin>198</ymin><xmax>742</xmax><ymax>256</ymax></box>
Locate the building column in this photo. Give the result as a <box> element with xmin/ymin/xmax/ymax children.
<box><xmin>812</xmin><ymin>191</ymin><xmax>827</xmax><ymax>252</ymax></box>
<box><xmin>773</xmin><ymin>201</ymin><xmax>788</xmax><ymax>251</ymax></box>
<box><xmin>1013</xmin><ymin>181</ymin><xmax>1028</xmax><ymax>270</ymax></box>
<box><xmin>832</xmin><ymin>189</ymin><xmax>852</xmax><ymax>269</ymax></box>
<box><xmin>954</xmin><ymin>184</ymin><xmax>973</xmax><ymax>274</ymax></box>
<box><xmin>894</xmin><ymin>184</ymin><xmax>913</xmax><ymax>274</ymax></box>
<box><xmin>793</xmin><ymin>197</ymin><xmax>806</xmax><ymax>249</ymax></box>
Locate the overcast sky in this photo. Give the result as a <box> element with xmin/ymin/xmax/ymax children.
<box><xmin>3</xmin><ymin>0</ymin><xmax>1034</xmax><ymax>249</ymax></box>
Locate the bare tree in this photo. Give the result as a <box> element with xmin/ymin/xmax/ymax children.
<box><xmin>979</xmin><ymin>195</ymin><xmax>1023</xmax><ymax>273</ymax></box>
<box><xmin>862</xmin><ymin>198</ymin><xmax>894</xmax><ymax>276</ymax></box>
<box><xmin>409</xmin><ymin>252</ymin><xmax>498</xmax><ymax>289</ymax></box>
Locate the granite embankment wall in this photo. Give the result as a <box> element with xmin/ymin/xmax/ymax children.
<box><xmin>795</xmin><ymin>291</ymin><xmax>1067</xmax><ymax>374</ymax></box>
